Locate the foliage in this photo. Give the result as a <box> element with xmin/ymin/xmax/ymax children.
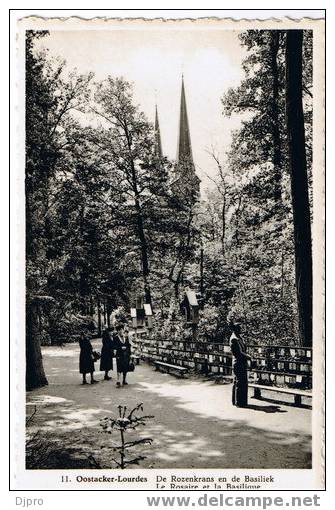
<box><xmin>213</xmin><ymin>29</ymin><xmax>312</xmax><ymax>344</ymax></box>
<box><xmin>26</xmin><ymin>33</ymin><xmax>199</xmax><ymax>358</ymax></box>
<box><xmin>25</xmin><ymin>29</ymin><xmax>314</xmax><ymax>388</ymax></box>
<box><xmin>197</xmin><ymin>305</ymin><xmax>227</xmax><ymax>342</ymax></box>
<box><xmin>26</xmin><ymin>31</ymin><xmax>94</xmax><ymax>348</ymax></box>
<box><xmin>113</xmin><ymin>306</ymin><xmax>128</xmax><ymax>326</ymax></box>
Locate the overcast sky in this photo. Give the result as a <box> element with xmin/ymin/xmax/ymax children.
<box><xmin>36</xmin><ymin>28</ymin><xmax>246</xmax><ymax>192</ymax></box>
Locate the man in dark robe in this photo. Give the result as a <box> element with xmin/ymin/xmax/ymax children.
<box><xmin>230</xmin><ymin>324</ymin><xmax>251</xmax><ymax>407</ymax></box>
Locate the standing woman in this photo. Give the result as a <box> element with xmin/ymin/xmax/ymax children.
<box><xmin>230</xmin><ymin>324</ymin><xmax>251</xmax><ymax>407</ymax></box>
<box><xmin>79</xmin><ymin>333</ymin><xmax>98</xmax><ymax>385</ymax></box>
<box><xmin>100</xmin><ymin>327</ymin><xmax>114</xmax><ymax>380</ymax></box>
<box><xmin>114</xmin><ymin>324</ymin><xmax>131</xmax><ymax>387</ymax></box>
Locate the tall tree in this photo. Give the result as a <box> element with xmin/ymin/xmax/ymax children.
<box><xmin>25</xmin><ymin>31</ymin><xmax>93</xmax><ymax>388</ymax></box>
<box><xmin>26</xmin><ymin>30</ymin><xmax>51</xmax><ymax>389</ymax></box>
<box><xmin>219</xmin><ymin>29</ymin><xmax>313</xmax><ymax>343</ymax></box>
<box><xmin>91</xmin><ymin>78</ymin><xmax>172</xmax><ymax>305</ymax></box>
<box><xmin>285</xmin><ymin>30</ymin><xmax>312</xmax><ymax>347</ymax></box>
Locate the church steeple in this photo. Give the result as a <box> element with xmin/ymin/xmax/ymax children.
<box><xmin>154</xmin><ymin>104</ymin><xmax>163</xmax><ymax>158</ymax></box>
<box><xmin>173</xmin><ymin>75</ymin><xmax>200</xmax><ymax>199</ymax></box>
<box><xmin>177</xmin><ymin>75</ymin><xmax>194</xmax><ymax>167</ymax></box>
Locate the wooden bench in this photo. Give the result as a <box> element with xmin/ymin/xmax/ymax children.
<box><xmin>154</xmin><ymin>361</ymin><xmax>188</xmax><ymax>378</ymax></box>
<box><xmin>249</xmin><ymin>383</ymin><xmax>312</xmax><ymax>407</ymax></box>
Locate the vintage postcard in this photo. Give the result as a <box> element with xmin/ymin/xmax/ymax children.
<box><xmin>11</xmin><ymin>12</ymin><xmax>325</xmax><ymax>491</ymax></box>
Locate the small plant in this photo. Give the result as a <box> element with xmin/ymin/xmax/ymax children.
<box><xmin>100</xmin><ymin>403</ymin><xmax>154</xmax><ymax>469</ymax></box>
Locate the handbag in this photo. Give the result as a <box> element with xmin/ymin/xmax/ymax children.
<box><xmin>128</xmin><ymin>360</ymin><xmax>135</xmax><ymax>372</ymax></box>
<box><xmin>92</xmin><ymin>350</ymin><xmax>101</xmax><ymax>362</ymax></box>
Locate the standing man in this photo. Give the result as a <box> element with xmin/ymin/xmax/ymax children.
<box><xmin>230</xmin><ymin>324</ymin><xmax>251</xmax><ymax>407</ymax></box>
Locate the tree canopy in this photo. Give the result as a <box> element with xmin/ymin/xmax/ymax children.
<box><xmin>25</xmin><ymin>29</ymin><xmax>314</xmax><ymax>389</ymax></box>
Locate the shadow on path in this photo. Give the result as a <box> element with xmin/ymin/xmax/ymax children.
<box><xmin>26</xmin><ymin>343</ymin><xmax>312</xmax><ymax>470</ymax></box>
<box><xmin>244</xmin><ymin>404</ymin><xmax>287</xmax><ymax>413</ymax></box>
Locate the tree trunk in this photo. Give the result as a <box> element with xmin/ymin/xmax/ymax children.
<box><xmin>97</xmin><ymin>297</ymin><xmax>102</xmax><ymax>336</ymax></box>
<box><xmin>125</xmin><ymin>125</ymin><xmax>152</xmax><ymax>305</ymax></box>
<box><xmin>174</xmin><ymin>265</ymin><xmax>184</xmax><ymax>299</ymax></box>
<box><xmin>171</xmin><ymin>209</ymin><xmax>194</xmax><ymax>298</ymax></box>
<box><xmin>285</xmin><ymin>30</ymin><xmax>312</xmax><ymax>347</ymax></box>
<box><xmin>200</xmin><ymin>242</ymin><xmax>204</xmax><ymax>297</ymax></box>
<box><xmin>134</xmin><ymin>195</ymin><xmax>152</xmax><ymax>305</ymax></box>
<box><xmin>234</xmin><ymin>195</ymin><xmax>242</xmax><ymax>247</ymax></box>
<box><xmin>106</xmin><ymin>297</ymin><xmax>112</xmax><ymax>328</ymax></box>
<box><xmin>26</xmin><ymin>301</ymin><xmax>48</xmax><ymax>390</ymax></box>
<box><xmin>270</xmin><ymin>30</ymin><xmax>283</xmax><ymax>203</ymax></box>
<box><xmin>221</xmin><ymin>191</ymin><xmax>226</xmax><ymax>255</ymax></box>
<box><xmin>280</xmin><ymin>248</ymin><xmax>285</xmax><ymax>299</ymax></box>
<box><xmin>103</xmin><ymin>300</ymin><xmax>107</xmax><ymax>327</ymax></box>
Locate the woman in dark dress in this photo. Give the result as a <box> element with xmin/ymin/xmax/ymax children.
<box><xmin>230</xmin><ymin>324</ymin><xmax>251</xmax><ymax>407</ymax></box>
<box><xmin>100</xmin><ymin>327</ymin><xmax>114</xmax><ymax>380</ymax></box>
<box><xmin>114</xmin><ymin>325</ymin><xmax>131</xmax><ymax>387</ymax></box>
<box><xmin>79</xmin><ymin>333</ymin><xmax>98</xmax><ymax>385</ymax></box>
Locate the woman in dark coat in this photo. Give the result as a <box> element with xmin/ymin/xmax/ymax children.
<box><xmin>230</xmin><ymin>324</ymin><xmax>251</xmax><ymax>407</ymax></box>
<box><xmin>79</xmin><ymin>333</ymin><xmax>98</xmax><ymax>385</ymax></box>
<box><xmin>100</xmin><ymin>327</ymin><xmax>114</xmax><ymax>380</ymax></box>
<box><xmin>114</xmin><ymin>324</ymin><xmax>131</xmax><ymax>387</ymax></box>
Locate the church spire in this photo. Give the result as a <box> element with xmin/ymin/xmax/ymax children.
<box><xmin>177</xmin><ymin>75</ymin><xmax>194</xmax><ymax>167</ymax></box>
<box><xmin>154</xmin><ymin>104</ymin><xmax>163</xmax><ymax>158</ymax></box>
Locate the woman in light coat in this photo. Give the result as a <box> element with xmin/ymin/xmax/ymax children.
<box><xmin>113</xmin><ymin>325</ymin><xmax>131</xmax><ymax>387</ymax></box>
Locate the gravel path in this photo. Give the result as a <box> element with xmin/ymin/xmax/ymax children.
<box><xmin>26</xmin><ymin>340</ymin><xmax>312</xmax><ymax>470</ymax></box>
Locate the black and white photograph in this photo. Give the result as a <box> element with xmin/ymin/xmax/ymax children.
<box><xmin>11</xmin><ymin>12</ymin><xmax>325</xmax><ymax>491</ymax></box>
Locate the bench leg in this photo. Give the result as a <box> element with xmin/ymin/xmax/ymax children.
<box><xmin>294</xmin><ymin>394</ymin><xmax>302</xmax><ymax>406</ymax></box>
<box><xmin>254</xmin><ymin>387</ymin><xmax>261</xmax><ymax>399</ymax></box>
<box><xmin>170</xmin><ymin>369</ymin><xmax>183</xmax><ymax>378</ymax></box>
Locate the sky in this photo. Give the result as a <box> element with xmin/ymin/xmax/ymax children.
<box><xmin>36</xmin><ymin>27</ymin><xmax>247</xmax><ymax>192</ymax></box>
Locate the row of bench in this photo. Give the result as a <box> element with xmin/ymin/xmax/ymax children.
<box><xmin>152</xmin><ymin>360</ymin><xmax>312</xmax><ymax>407</ymax></box>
